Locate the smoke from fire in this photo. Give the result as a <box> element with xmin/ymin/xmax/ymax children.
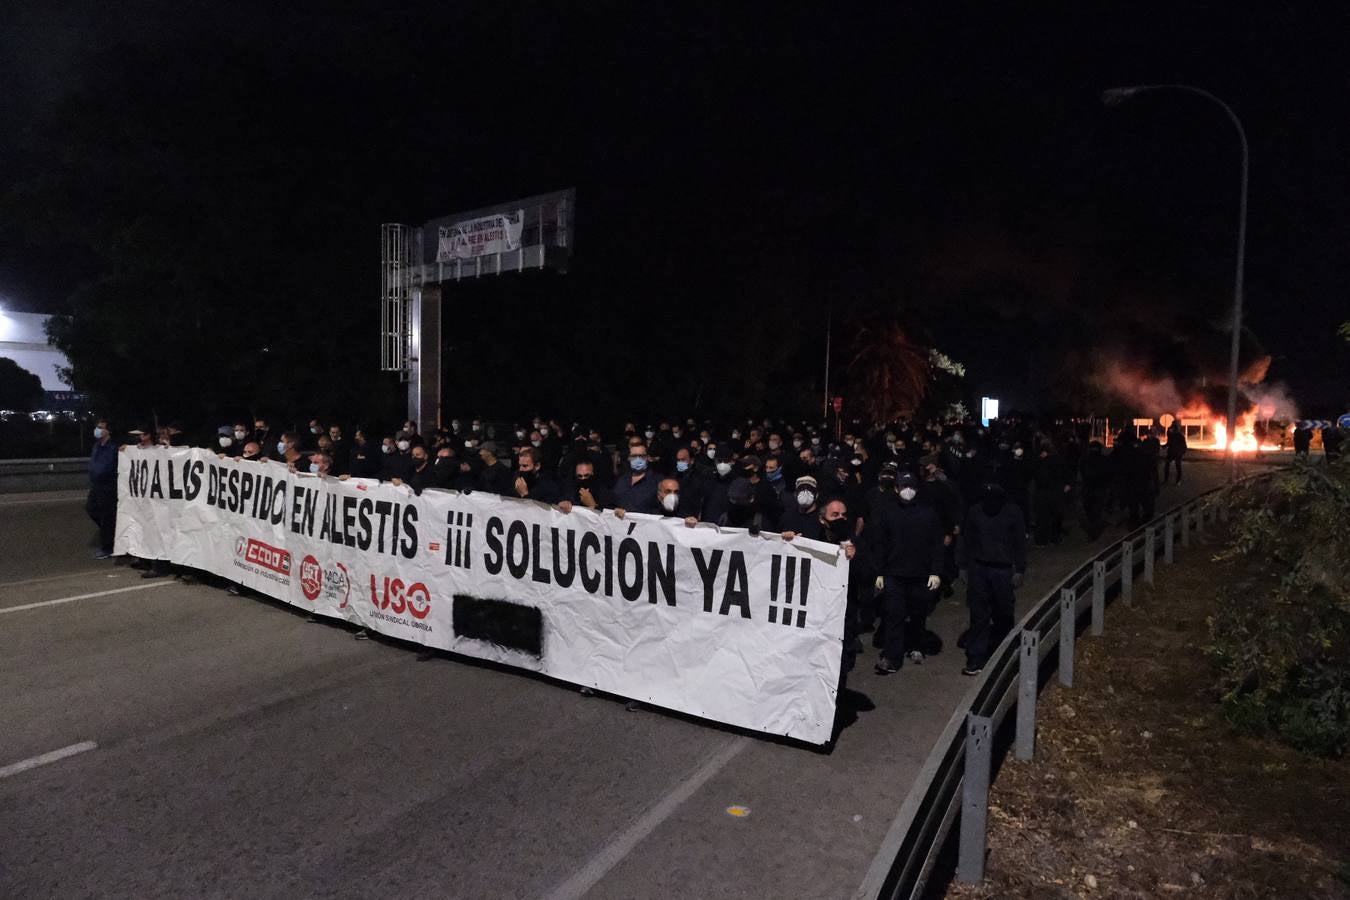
<box><xmin>1089</xmin><ymin>353</ymin><xmax>1299</xmax><ymax>421</ymax></box>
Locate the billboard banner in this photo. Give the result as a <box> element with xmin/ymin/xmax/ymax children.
<box><xmin>435</xmin><ymin>209</ymin><xmax>524</xmax><ymax>260</ymax></box>
<box><xmin>114</xmin><ymin>447</ymin><xmax>849</xmax><ymax>744</ymax></box>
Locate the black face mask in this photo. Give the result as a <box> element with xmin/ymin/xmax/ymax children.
<box><xmin>981</xmin><ymin>494</ymin><xmax>1006</xmax><ymax>516</ymax></box>
<box><xmin>727</xmin><ymin>505</ymin><xmax>756</xmax><ymax>528</ymax></box>
<box><xmin>824</xmin><ymin>517</ymin><xmax>851</xmax><ymax>540</ymax></box>
<box><xmin>878</xmin><ymin>475</ymin><xmax>896</xmax><ymax>489</ymax></box>
<box><xmin>519</xmin><ymin>470</ymin><xmax>537</xmax><ymax>484</ymax></box>
<box><xmin>435</xmin><ymin>457</ymin><xmax>452</xmax><ymax>467</ymax></box>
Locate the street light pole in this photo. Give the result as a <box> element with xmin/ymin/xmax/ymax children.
<box><xmin>1103</xmin><ymin>84</ymin><xmax>1249</xmax><ymax>481</ymax></box>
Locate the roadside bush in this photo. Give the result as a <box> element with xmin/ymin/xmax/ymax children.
<box><xmin>1207</xmin><ymin>458</ymin><xmax>1350</xmax><ymax>757</ymax></box>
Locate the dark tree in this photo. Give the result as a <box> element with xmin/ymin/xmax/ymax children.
<box><xmin>0</xmin><ymin>358</ymin><xmax>44</xmax><ymax>411</ymax></box>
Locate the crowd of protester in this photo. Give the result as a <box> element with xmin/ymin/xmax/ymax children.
<box><xmin>87</xmin><ymin>411</ymin><xmax>1345</xmax><ymax>681</ymax></box>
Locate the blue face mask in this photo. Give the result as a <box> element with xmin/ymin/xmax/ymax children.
<box><xmin>93</xmin><ymin>427</ymin><xmax>105</xmax><ymax>439</ymax></box>
<box><xmin>308</xmin><ymin>463</ymin><xmax>320</xmax><ymax>474</ymax></box>
<box><xmin>766</xmin><ymin>467</ymin><xmax>783</xmax><ymax>482</ymax></box>
<box><xmin>630</xmin><ymin>456</ymin><xmax>648</xmax><ymax>472</ymax></box>
<box><xmin>676</xmin><ymin>460</ymin><xmax>690</xmax><ymax>473</ymax></box>
<box><xmin>276</xmin><ymin>441</ymin><xmax>287</xmax><ymax>455</ymax></box>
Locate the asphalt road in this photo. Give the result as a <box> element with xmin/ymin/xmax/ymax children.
<box><xmin>0</xmin><ymin>464</ymin><xmax>1249</xmax><ymax>899</ymax></box>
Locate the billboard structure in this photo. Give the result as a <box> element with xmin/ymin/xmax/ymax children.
<box><xmin>381</xmin><ymin>189</ymin><xmax>574</xmax><ymax>427</ymax></box>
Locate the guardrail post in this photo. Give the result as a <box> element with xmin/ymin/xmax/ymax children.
<box><xmin>1181</xmin><ymin>503</ymin><xmax>1191</xmax><ymax>547</ymax></box>
<box><xmin>1015</xmin><ymin>630</ymin><xmax>1039</xmax><ymax>761</ymax></box>
<box><xmin>1164</xmin><ymin>515</ymin><xmax>1175</xmax><ymax>564</ymax></box>
<box><xmin>957</xmin><ymin>713</ymin><xmax>993</xmax><ymax>883</ymax></box>
<box><xmin>1121</xmin><ymin>539</ymin><xmax>1134</xmax><ymax>607</ymax></box>
<box><xmin>1091</xmin><ymin>561</ymin><xmax>1105</xmax><ymax>636</ymax></box>
<box><xmin>1059</xmin><ymin>588</ymin><xmax>1075</xmax><ymax>687</ymax></box>
<box><xmin>1144</xmin><ymin>527</ymin><xmax>1155</xmax><ymax>584</ymax></box>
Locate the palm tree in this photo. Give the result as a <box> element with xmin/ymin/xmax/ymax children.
<box><xmin>846</xmin><ymin>321</ymin><xmax>930</xmax><ymax>423</ymax></box>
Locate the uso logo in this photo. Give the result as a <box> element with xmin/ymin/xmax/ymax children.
<box><xmin>368</xmin><ymin>575</ymin><xmax>431</xmax><ymax>619</ymax></box>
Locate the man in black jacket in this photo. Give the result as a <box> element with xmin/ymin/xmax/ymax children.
<box><xmin>958</xmin><ymin>482</ymin><xmax>1028</xmax><ymax>675</ymax></box>
<box><xmin>513</xmin><ymin>447</ymin><xmax>561</xmax><ymax>504</ymax></box>
<box><xmin>873</xmin><ymin>472</ymin><xmax>945</xmax><ymax>674</ymax></box>
<box><xmin>476</xmin><ymin>441</ymin><xmax>515</xmax><ymax>496</ymax></box>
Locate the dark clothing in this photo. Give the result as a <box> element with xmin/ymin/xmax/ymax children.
<box><xmin>517</xmin><ymin>472</ymin><xmax>562</xmax><ymax>504</ymax></box>
<box><xmin>349</xmin><ymin>442</ymin><xmax>382</xmax><ymax>478</ymax></box>
<box><xmin>561</xmin><ymin>478</ymin><xmax>617</xmax><ymax>511</ymax></box>
<box><xmin>613</xmin><ymin>470</ymin><xmax>660</xmax><ymax>514</ymax></box>
<box><xmin>1324</xmin><ymin>428</ymin><xmax>1344</xmax><ymax>462</ymax></box>
<box><xmin>778</xmin><ymin>504</ymin><xmax>825</xmax><ymax>540</ymax></box>
<box><xmin>1293</xmin><ymin>426</ymin><xmax>1313</xmax><ymax>456</ymax></box>
<box><xmin>880</xmin><ymin>576</ymin><xmax>936</xmax><ymax>666</ymax></box>
<box><xmin>1164</xmin><ymin>426</ymin><xmax>1187</xmax><ymax>459</ymax></box>
<box><xmin>673</xmin><ymin>468</ymin><xmax>707</xmax><ymax>520</ymax></box>
<box><xmin>87</xmin><ymin>440</ymin><xmax>119</xmax><ymax>556</ymax></box>
<box><xmin>87</xmin><ymin>483</ymin><xmax>117</xmax><ymax>554</ymax></box>
<box><xmin>872</xmin><ymin>501</ymin><xmax>944</xmax><ymax>579</ymax></box>
<box><xmin>477</xmin><ymin>461</ymin><xmax>515</xmax><ymax>496</ymax></box>
<box><xmin>382</xmin><ymin>450</ymin><xmax>413</xmax><ymax>483</ymax></box>
<box><xmin>405</xmin><ymin>461</ymin><xmax>438</xmax><ymax>495</ymax></box>
<box><xmin>964</xmin><ymin>561</ymin><xmax>1016</xmax><ymax>668</ymax></box>
<box><xmin>958</xmin><ymin>502</ymin><xmax>1028</xmax><ymax>573</ymax></box>
<box><xmin>89</xmin><ymin>440</ymin><xmax>118</xmax><ymax>487</ymax></box>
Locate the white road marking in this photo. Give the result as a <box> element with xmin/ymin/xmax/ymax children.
<box><xmin>0</xmin><ymin>741</ymin><xmax>98</xmax><ymax>779</ymax></box>
<box><xmin>0</xmin><ymin>581</ymin><xmax>172</xmax><ymax>615</ymax></box>
<box><xmin>0</xmin><ymin>569</ymin><xmax>114</xmax><ymax>590</ymax></box>
<box><xmin>541</xmin><ymin>737</ymin><xmax>751</xmax><ymax>900</ymax></box>
<box><xmin>0</xmin><ymin>494</ymin><xmax>86</xmax><ymax>506</ymax></box>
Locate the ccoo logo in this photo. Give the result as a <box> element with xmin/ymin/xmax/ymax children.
<box><xmin>369</xmin><ymin>575</ymin><xmax>431</xmax><ymax>619</ymax></box>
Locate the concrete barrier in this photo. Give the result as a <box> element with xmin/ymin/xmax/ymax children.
<box><xmin>0</xmin><ymin>458</ymin><xmax>89</xmax><ymax>493</ymax></box>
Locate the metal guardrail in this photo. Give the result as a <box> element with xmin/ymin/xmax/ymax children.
<box><xmin>855</xmin><ymin>472</ymin><xmax>1271</xmax><ymax>899</ymax></box>
<box><xmin>0</xmin><ymin>457</ymin><xmax>88</xmax><ymax>493</ymax></box>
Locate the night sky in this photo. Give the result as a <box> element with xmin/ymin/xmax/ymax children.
<box><xmin>2</xmin><ymin>3</ymin><xmax>1347</xmax><ymax>422</ymax></box>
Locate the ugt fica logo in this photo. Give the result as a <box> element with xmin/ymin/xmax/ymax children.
<box><xmin>299</xmin><ymin>556</ymin><xmax>352</xmax><ymax>608</ymax></box>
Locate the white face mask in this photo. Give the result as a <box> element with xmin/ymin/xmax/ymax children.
<box><xmin>539</xmin><ymin>427</ymin><xmax>549</xmax><ymax>437</ymax></box>
<box><xmin>234</xmin><ymin>429</ymin><xmax>247</xmax><ymax>440</ymax></box>
<box><xmin>397</xmin><ymin>440</ymin><xmax>410</xmax><ymax>451</ymax></box>
<box><xmin>218</xmin><ymin>436</ymin><xmax>232</xmax><ymax>448</ymax></box>
<box><xmin>796</xmin><ymin>490</ymin><xmax>816</xmax><ymax>510</ymax></box>
<box><xmin>716</xmin><ymin>462</ymin><xmax>733</xmax><ymax>477</ymax></box>
<box><xmin>382</xmin><ymin>444</ymin><xmax>393</xmax><ymax>454</ymax></box>
<box><xmin>899</xmin><ymin>487</ymin><xmax>917</xmax><ymax>502</ymax></box>
<box><xmin>644</xmin><ymin>430</ymin><xmax>655</xmax><ymax>440</ymax></box>
<box><xmin>276</xmin><ymin>441</ymin><xmax>288</xmax><ymax>455</ymax></box>
<box><xmin>661</xmin><ymin>492</ymin><xmax>679</xmax><ymax>512</ymax></box>
<box><xmin>310</xmin><ymin>427</ymin><xmax>321</xmax><ymax>435</ymax></box>
<box><xmin>1013</xmin><ymin>448</ymin><xmax>1024</xmax><ymax>458</ymax></box>
<box><xmin>309</xmin><ymin>462</ymin><xmax>321</xmax><ymax>474</ymax></box>
<box><xmin>707</xmin><ymin>448</ymin><xmax>717</xmax><ymax>459</ymax></box>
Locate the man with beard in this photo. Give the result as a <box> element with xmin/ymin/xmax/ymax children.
<box><xmin>958</xmin><ymin>482</ymin><xmax>1028</xmax><ymax>676</ymax></box>
<box><xmin>872</xmin><ymin>471</ymin><xmax>945</xmax><ymax>674</ymax></box>
<box><xmin>513</xmin><ymin>446</ymin><xmax>561</xmax><ymax>504</ymax></box>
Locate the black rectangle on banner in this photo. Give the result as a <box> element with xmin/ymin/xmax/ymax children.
<box><xmin>452</xmin><ymin>594</ymin><xmax>543</xmax><ymax>657</ymax></box>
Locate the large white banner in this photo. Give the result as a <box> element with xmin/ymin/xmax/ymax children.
<box><xmin>114</xmin><ymin>447</ymin><xmax>850</xmax><ymax>744</ymax></box>
<box><xmin>436</xmin><ymin>209</ymin><xmax>525</xmax><ymax>260</ymax></box>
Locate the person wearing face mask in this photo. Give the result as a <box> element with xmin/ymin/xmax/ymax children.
<box><xmin>298</xmin><ymin>452</ymin><xmax>333</xmax><ymax>478</ymax></box>
<box><xmin>559</xmin><ymin>460</ymin><xmax>616</xmax><ymax>514</ymax></box>
<box><xmin>738</xmin><ymin>454</ymin><xmax>783</xmax><ymax>531</ymax></box>
<box><xmin>612</xmin><ymin>442</ymin><xmax>660</xmax><ymax>515</ymax></box>
<box><xmin>476</xmin><ymin>441</ymin><xmax>514</xmax><ymax>496</ymax></box>
<box><xmin>305</xmin><ymin>418</ymin><xmax>325</xmax><ymax>449</ymax></box>
<box><xmin>252</xmin><ymin>419</ymin><xmax>273</xmax><ymax>451</ymax></box>
<box><xmin>326</xmin><ymin>423</ymin><xmax>345</xmax><ymax>460</ymax></box>
<box><xmin>213</xmin><ymin>425</ymin><xmax>241</xmax><ymax>457</ymax></box>
<box><xmin>390</xmin><ymin>446</ymin><xmax>437</xmax><ymax>494</ymax></box>
<box><xmin>957</xmin><ymin>482</ymin><xmax>1028</xmax><ymax>675</ymax></box>
<box><xmin>127</xmin><ymin>427</ymin><xmax>155</xmax><ymax>450</ymax></box>
<box><xmin>871</xmin><ymin>471</ymin><xmax>945</xmax><ymax>674</ymax></box>
<box><xmin>762</xmin><ymin>456</ymin><xmax>788</xmax><ymax>509</ymax></box>
<box><xmin>315</xmin><ymin>435</ymin><xmax>348</xmax><ymax>477</ymax></box>
<box><xmin>700</xmin><ymin>445</ymin><xmax>738</xmax><ymax>524</ymax></box>
<box><xmin>347</xmin><ymin>429</ymin><xmax>380</xmax><ymax>478</ymax></box>
<box><xmin>671</xmin><ymin>447</ymin><xmax>707</xmax><ymax>519</ymax></box>
<box><xmin>778</xmin><ymin>475</ymin><xmax>824</xmax><ymax>539</ymax></box>
<box><xmin>514</xmin><ymin>447</ymin><xmax>561</xmax><ymax>503</ymax></box>
<box><xmin>274</xmin><ymin>432</ymin><xmax>306</xmax><ymax>469</ymax></box>
<box><xmin>222</xmin><ymin>422</ymin><xmax>248</xmax><ymax>457</ymax></box>
<box><xmin>718</xmin><ymin>477</ymin><xmax>763</xmax><ymax>533</ymax></box>
<box><xmin>654</xmin><ymin>477</ymin><xmax>700</xmax><ymax>527</ymax></box>
<box><xmin>87</xmin><ymin>418</ymin><xmax>119</xmax><ymax>559</ymax></box>
<box><xmin>382</xmin><ymin>433</ymin><xmax>414</xmax><ymax>482</ymax></box>
<box><xmin>1000</xmin><ymin>441</ymin><xmax>1032</xmax><ymax>527</ymax></box>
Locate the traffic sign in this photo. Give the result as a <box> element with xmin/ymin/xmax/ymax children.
<box><xmin>1338</xmin><ymin>413</ymin><xmax>1350</xmax><ymax>429</ymax></box>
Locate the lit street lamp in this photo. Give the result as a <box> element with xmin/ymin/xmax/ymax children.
<box><xmin>1102</xmin><ymin>84</ymin><xmax>1249</xmax><ymax>481</ymax></box>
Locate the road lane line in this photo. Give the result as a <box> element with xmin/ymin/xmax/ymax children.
<box><xmin>0</xmin><ymin>581</ymin><xmax>172</xmax><ymax>615</ymax></box>
<box><xmin>0</xmin><ymin>741</ymin><xmax>98</xmax><ymax>778</ymax></box>
<box><xmin>0</xmin><ymin>569</ymin><xmax>113</xmax><ymax>589</ymax></box>
<box><xmin>0</xmin><ymin>495</ymin><xmax>86</xmax><ymax>506</ymax></box>
<box><xmin>541</xmin><ymin>736</ymin><xmax>751</xmax><ymax>900</ymax></box>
